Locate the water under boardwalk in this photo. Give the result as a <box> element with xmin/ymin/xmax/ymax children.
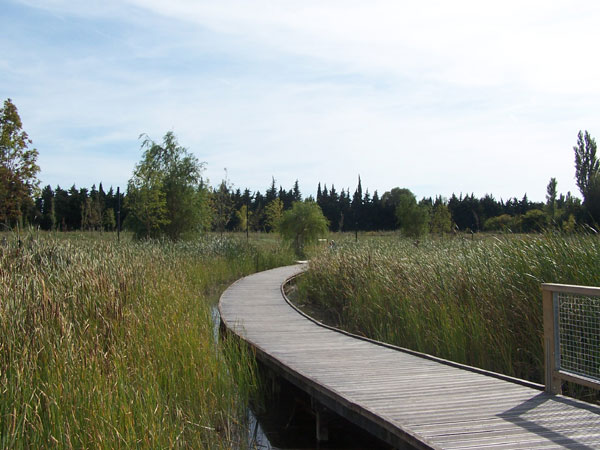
<box><xmin>219</xmin><ymin>264</ymin><xmax>600</xmax><ymax>449</ymax></box>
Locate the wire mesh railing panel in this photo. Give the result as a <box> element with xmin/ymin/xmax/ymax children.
<box><xmin>556</xmin><ymin>292</ymin><xmax>600</xmax><ymax>383</ymax></box>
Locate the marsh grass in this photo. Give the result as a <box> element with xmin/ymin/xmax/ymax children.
<box><xmin>0</xmin><ymin>231</ymin><xmax>294</xmax><ymax>448</ymax></box>
<box><xmin>297</xmin><ymin>233</ymin><xmax>600</xmax><ymax>398</ymax></box>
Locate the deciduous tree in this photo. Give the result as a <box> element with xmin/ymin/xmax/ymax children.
<box><xmin>430</xmin><ymin>197</ymin><xmax>453</xmax><ymax>234</ymax></box>
<box><xmin>546</xmin><ymin>177</ymin><xmax>558</xmax><ymax>221</ymax></box>
<box><xmin>394</xmin><ymin>189</ymin><xmax>429</xmax><ymax>238</ymax></box>
<box><xmin>235</xmin><ymin>204</ymin><xmax>251</xmax><ymax>232</ymax></box>
<box><xmin>264</xmin><ymin>198</ymin><xmax>284</xmax><ymax>232</ymax></box>
<box><xmin>0</xmin><ymin>98</ymin><xmax>39</xmax><ymax>225</ymax></box>
<box><xmin>279</xmin><ymin>201</ymin><xmax>328</xmax><ymax>257</ymax></box>
<box><xmin>521</xmin><ymin>209</ymin><xmax>548</xmax><ymax>232</ymax></box>
<box><xmin>574</xmin><ymin>131</ymin><xmax>599</xmax><ymax>201</ymax></box>
<box><xmin>574</xmin><ymin>131</ymin><xmax>600</xmax><ymax>224</ymax></box>
<box><xmin>125</xmin><ymin>132</ymin><xmax>208</xmax><ymax>239</ymax></box>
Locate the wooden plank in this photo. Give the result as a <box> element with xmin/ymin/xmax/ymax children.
<box><xmin>413</xmin><ymin>416</ymin><xmax>600</xmax><ymax>437</ymax></box>
<box><xmin>219</xmin><ymin>265</ymin><xmax>600</xmax><ymax>449</ymax></box>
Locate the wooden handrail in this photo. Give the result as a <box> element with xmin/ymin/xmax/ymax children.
<box><xmin>542</xmin><ymin>282</ymin><xmax>600</xmax><ymax>296</ymax></box>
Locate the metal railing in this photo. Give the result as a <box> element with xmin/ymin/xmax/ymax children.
<box><xmin>542</xmin><ymin>283</ymin><xmax>600</xmax><ymax>394</ymax></box>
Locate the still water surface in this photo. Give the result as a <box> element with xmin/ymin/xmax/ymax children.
<box><xmin>213</xmin><ymin>306</ymin><xmax>391</xmax><ymax>449</ymax></box>
<box><xmin>247</xmin><ymin>374</ymin><xmax>391</xmax><ymax>450</ymax></box>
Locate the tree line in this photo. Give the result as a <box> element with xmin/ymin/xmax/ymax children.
<box><xmin>19</xmin><ymin>172</ymin><xmax>586</xmax><ymax>237</ymax></box>
<box><xmin>2</xmin><ymin>97</ymin><xmax>599</xmax><ymax>238</ymax></box>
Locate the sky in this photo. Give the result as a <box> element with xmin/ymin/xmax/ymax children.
<box><xmin>2</xmin><ymin>0</ymin><xmax>600</xmax><ymax>202</ymax></box>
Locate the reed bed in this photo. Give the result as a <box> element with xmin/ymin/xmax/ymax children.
<box><xmin>297</xmin><ymin>233</ymin><xmax>600</xmax><ymax>391</ymax></box>
<box><xmin>0</xmin><ymin>232</ymin><xmax>294</xmax><ymax>449</ymax></box>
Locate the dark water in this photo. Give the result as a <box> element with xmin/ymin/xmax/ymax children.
<box><xmin>213</xmin><ymin>306</ymin><xmax>393</xmax><ymax>449</ymax></box>
<box><xmin>248</xmin><ymin>369</ymin><xmax>393</xmax><ymax>450</ymax></box>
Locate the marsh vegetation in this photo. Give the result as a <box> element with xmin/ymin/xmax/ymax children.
<box><xmin>294</xmin><ymin>232</ymin><xmax>600</xmax><ymax>402</ymax></box>
<box><xmin>0</xmin><ymin>231</ymin><xmax>294</xmax><ymax>448</ymax></box>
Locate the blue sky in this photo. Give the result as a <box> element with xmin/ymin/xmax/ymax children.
<box><xmin>2</xmin><ymin>0</ymin><xmax>600</xmax><ymax>201</ymax></box>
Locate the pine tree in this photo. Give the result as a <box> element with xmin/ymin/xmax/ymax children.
<box><xmin>39</xmin><ymin>185</ymin><xmax>55</xmax><ymax>230</ymax></box>
<box><xmin>351</xmin><ymin>176</ymin><xmax>363</xmax><ymax>230</ymax></box>
<box><xmin>266</xmin><ymin>177</ymin><xmax>277</xmax><ymax>203</ymax></box>
<box><xmin>292</xmin><ymin>180</ymin><xmax>301</xmax><ymax>202</ymax></box>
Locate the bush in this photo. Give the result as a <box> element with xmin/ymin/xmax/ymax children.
<box><xmin>521</xmin><ymin>209</ymin><xmax>548</xmax><ymax>232</ymax></box>
<box><xmin>279</xmin><ymin>201</ymin><xmax>328</xmax><ymax>257</ymax></box>
<box><xmin>484</xmin><ymin>214</ymin><xmax>514</xmax><ymax>231</ymax></box>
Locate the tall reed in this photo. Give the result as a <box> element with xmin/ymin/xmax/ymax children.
<box><xmin>0</xmin><ymin>231</ymin><xmax>294</xmax><ymax>448</ymax></box>
<box><xmin>297</xmin><ymin>233</ymin><xmax>600</xmax><ymax>387</ymax></box>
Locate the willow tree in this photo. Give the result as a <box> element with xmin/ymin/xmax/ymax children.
<box><xmin>395</xmin><ymin>189</ymin><xmax>429</xmax><ymax>238</ymax></box>
<box><xmin>0</xmin><ymin>99</ymin><xmax>39</xmax><ymax>226</ymax></box>
<box><xmin>279</xmin><ymin>201</ymin><xmax>328</xmax><ymax>257</ymax></box>
<box><xmin>125</xmin><ymin>132</ymin><xmax>210</xmax><ymax>239</ymax></box>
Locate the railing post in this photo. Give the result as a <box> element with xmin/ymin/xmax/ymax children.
<box><xmin>542</xmin><ymin>285</ymin><xmax>562</xmax><ymax>394</ymax></box>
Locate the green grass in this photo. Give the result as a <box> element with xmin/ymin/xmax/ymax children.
<box><xmin>296</xmin><ymin>232</ymin><xmax>600</xmax><ymax>400</ymax></box>
<box><xmin>0</xmin><ymin>231</ymin><xmax>295</xmax><ymax>448</ymax></box>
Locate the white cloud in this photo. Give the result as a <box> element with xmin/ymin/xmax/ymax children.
<box><xmin>4</xmin><ymin>0</ymin><xmax>600</xmax><ymax>200</ymax></box>
<box><xmin>121</xmin><ymin>0</ymin><xmax>600</xmax><ymax>92</ymax></box>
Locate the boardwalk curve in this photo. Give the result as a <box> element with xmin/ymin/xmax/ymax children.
<box><xmin>219</xmin><ymin>264</ymin><xmax>600</xmax><ymax>449</ymax></box>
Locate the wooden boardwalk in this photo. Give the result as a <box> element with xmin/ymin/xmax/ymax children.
<box><xmin>219</xmin><ymin>264</ymin><xmax>600</xmax><ymax>449</ymax></box>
